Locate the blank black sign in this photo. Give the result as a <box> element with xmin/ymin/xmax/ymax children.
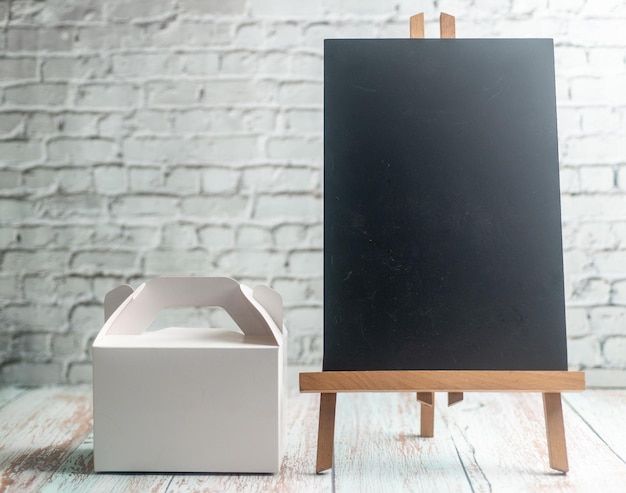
<box><xmin>324</xmin><ymin>39</ymin><xmax>568</xmax><ymax>371</ymax></box>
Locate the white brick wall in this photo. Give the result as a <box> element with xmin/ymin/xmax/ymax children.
<box><xmin>1</xmin><ymin>0</ymin><xmax>625</xmax><ymax>386</ymax></box>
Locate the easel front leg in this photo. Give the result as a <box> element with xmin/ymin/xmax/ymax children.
<box><xmin>417</xmin><ymin>392</ymin><xmax>435</xmax><ymax>437</ymax></box>
<box><xmin>543</xmin><ymin>392</ymin><xmax>569</xmax><ymax>473</ymax></box>
<box><xmin>316</xmin><ymin>392</ymin><xmax>337</xmax><ymax>473</ymax></box>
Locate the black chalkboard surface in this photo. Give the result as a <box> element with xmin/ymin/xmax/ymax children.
<box><xmin>323</xmin><ymin>39</ymin><xmax>568</xmax><ymax>371</ymax></box>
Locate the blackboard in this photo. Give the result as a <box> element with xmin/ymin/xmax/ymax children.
<box><xmin>323</xmin><ymin>39</ymin><xmax>568</xmax><ymax>371</ymax></box>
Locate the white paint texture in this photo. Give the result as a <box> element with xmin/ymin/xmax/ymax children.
<box><xmin>0</xmin><ymin>0</ymin><xmax>625</xmax><ymax>384</ymax></box>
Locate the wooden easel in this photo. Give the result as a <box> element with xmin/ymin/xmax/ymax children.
<box><xmin>299</xmin><ymin>12</ymin><xmax>586</xmax><ymax>474</ymax></box>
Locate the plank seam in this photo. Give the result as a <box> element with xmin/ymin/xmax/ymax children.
<box><xmin>562</xmin><ymin>395</ymin><xmax>626</xmax><ymax>466</ymax></box>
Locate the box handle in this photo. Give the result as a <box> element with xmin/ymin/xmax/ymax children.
<box><xmin>102</xmin><ymin>277</ymin><xmax>283</xmax><ymax>344</ymax></box>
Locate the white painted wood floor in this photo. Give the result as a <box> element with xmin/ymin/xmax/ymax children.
<box><xmin>1</xmin><ymin>381</ymin><xmax>625</xmax><ymax>492</ymax></box>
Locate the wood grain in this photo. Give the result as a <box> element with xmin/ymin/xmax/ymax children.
<box><xmin>316</xmin><ymin>393</ymin><xmax>337</xmax><ymax>473</ymax></box>
<box><xmin>543</xmin><ymin>393</ymin><xmax>568</xmax><ymax>472</ymax></box>
<box><xmin>300</xmin><ymin>371</ymin><xmax>586</xmax><ymax>393</ymax></box>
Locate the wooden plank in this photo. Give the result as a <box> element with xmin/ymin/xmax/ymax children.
<box><xmin>440</xmin><ymin>392</ymin><xmax>626</xmax><ymax>491</ymax></box>
<box><xmin>409</xmin><ymin>13</ymin><xmax>425</xmax><ymax>39</ymax></box>
<box><xmin>439</xmin><ymin>12</ymin><xmax>456</xmax><ymax>38</ymax></box>
<box><xmin>543</xmin><ymin>393</ymin><xmax>568</xmax><ymax>472</ymax></box>
<box><xmin>448</xmin><ymin>392</ymin><xmax>464</xmax><ymax>406</ymax></box>
<box><xmin>420</xmin><ymin>399</ymin><xmax>435</xmax><ymax>438</ymax></box>
<box><xmin>300</xmin><ymin>371</ymin><xmax>586</xmax><ymax>393</ymax></box>
<box><xmin>166</xmin><ymin>391</ymin><xmax>332</xmax><ymax>493</ymax></box>
<box><xmin>564</xmin><ymin>389</ymin><xmax>626</xmax><ymax>463</ymax></box>
<box><xmin>316</xmin><ymin>393</ymin><xmax>337</xmax><ymax>473</ymax></box>
<box><xmin>0</xmin><ymin>387</ymin><xmax>93</xmax><ymax>492</ymax></box>
<box><xmin>333</xmin><ymin>393</ymin><xmax>472</xmax><ymax>492</ymax></box>
<box><xmin>41</xmin><ymin>432</ymin><xmax>172</xmax><ymax>493</ymax></box>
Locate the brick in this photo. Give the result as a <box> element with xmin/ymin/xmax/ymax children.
<box><xmin>142</xmin><ymin>20</ymin><xmax>232</xmax><ymax>48</ymax></box>
<box><xmin>267</xmin><ymin>137</ymin><xmax>322</xmax><ymax>162</ymax></box>
<box><xmin>288</xmin><ymin>250</ymin><xmax>323</xmax><ymax>276</ymax></box>
<box><xmin>554</xmin><ymin>46</ymin><xmax>588</xmax><ymax>77</ymax></box>
<box><xmin>112</xmin><ymin>53</ymin><xmax>175</xmax><ymax>78</ymax></box>
<box><xmin>254</xmin><ymin>194</ymin><xmax>321</xmax><ymax>220</ymax></box>
<box><xmin>0</xmin><ymin>170</ymin><xmax>21</xmax><ymax>189</ymax></box>
<box><xmin>43</xmin><ymin>56</ymin><xmax>112</xmax><ymax>80</ymax></box>
<box><xmin>587</xmin><ymin>48</ymin><xmax>626</xmax><ymax>73</ymax></box>
<box><xmin>561</xmin><ymin>195</ymin><xmax>626</xmax><ymax>219</ymax></box>
<box><xmin>147</xmin><ymin>80</ymin><xmax>204</xmax><ymax>106</ymax></box>
<box><xmin>68</xmin><ymin>362</ymin><xmax>93</xmax><ymax>384</ymax></box>
<box><xmin>75</xmin><ymin>25</ymin><xmax>127</xmax><ymax>51</ymax></box>
<box><xmin>110</xmin><ymin>195</ymin><xmax>178</xmax><ymax>218</ymax></box>
<box><xmin>580</xmin><ymin>107</ymin><xmax>621</xmax><ymax>134</ymax></box>
<box><xmin>198</xmin><ymin>225</ymin><xmax>235</xmax><ymax>249</ymax></box>
<box><xmin>220</xmin><ymin>51</ymin><xmax>257</xmax><ymax>74</ymax></box>
<box><xmin>14</xmin><ymin>226</ymin><xmax>54</xmax><ymax>249</ymax></box>
<box><xmin>58</xmin><ymin>113</ymin><xmax>99</xmax><ymax>135</ymax></box>
<box><xmin>258</xmin><ymin>52</ymin><xmax>291</xmax><ymax>75</ymax></box>
<box><xmin>603</xmin><ymin>337</ymin><xmax>626</xmax><ymax>366</ymax></box>
<box><xmin>565</xmin><ymin>307</ymin><xmax>589</xmax><ymax>337</ymax></box>
<box><xmin>71</xmin><ymin>251</ymin><xmax>138</xmax><ymax>274</ymax></box>
<box><xmin>272</xmin><ymin>278</ymin><xmax>308</xmax><ymax>304</ymax></box>
<box><xmin>567</xmin><ymin>336</ymin><xmax>601</xmax><ymax>367</ymax></box>
<box><xmin>179</xmin><ymin>0</ymin><xmax>246</xmax><ymax>14</ymax></box>
<box><xmin>612</xmin><ymin>280</ymin><xmax>626</xmax><ymax>305</ymax></box>
<box><xmin>94</xmin><ymin>165</ymin><xmax>127</xmax><ymax>194</ymax></box>
<box><xmin>23</xmin><ymin>167</ymin><xmax>56</xmax><ymax>189</ymax></box>
<box><xmin>233</xmin><ymin>23</ymin><xmax>264</xmax><ymax>48</ymax></box>
<box><xmin>236</xmin><ymin>225</ymin><xmax>272</xmax><ymax>247</ymax></box>
<box><xmin>1</xmin><ymin>362</ymin><xmax>63</xmax><ymax>386</ymax></box>
<box><xmin>567</xmin><ymin>277</ymin><xmax>611</xmax><ymax>306</ymax></box>
<box><xmin>285</xmin><ymin>306</ymin><xmax>323</xmax><ymax>331</ymax></box>
<box><xmin>287</xmin><ymin>332</ymin><xmax>322</xmax><ymax>365</ymax></box>
<box><xmin>0</xmin><ymin>274</ymin><xmax>18</xmax><ymax>299</ymax></box>
<box><xmin>579</xmin><ymin>166</ymin><xmax>615</xmax><ymax>192</ymax></box>
<box><xmin>129</xmin><ymin>167</ymin><xmax>163</xmax><ymax>191</ymax></box>
<box><xmin>589</xmin><ymin>307</ymin><xmax>626</xmax><ymax>336</ymax></box>
<box><xmin>131</xmin><ymin>110</ymin><xmax>172</xmax><ymax>133</ymax></box>
<box><xmin>0</xmin><ymin>199</ymin><xmax>35</xmax><ymax>221</ymax></box>
<box><xmin>203</xmin><ymin>79</ymin><xmax>276</xmax><ymax>105</ymax></box>
<box><xmin>211</xmin><ymin>136</ymin><xmax>259</xmax><ymax>161</ymax></box>
<box><xmin>4</xmin><ymin>83</ymin><xmax>68</xmax><ymax>106</ymax></box>
<box><xmin>570</xmin><ymin>75</ymin><xmax>626</xmax><ymax>104</ymax></box>
<box><xmin>92</xmin><ymin>276</ymin><xmax>126</xmax><ymax>302</ymax></box>
<box><xmin>278</xmin><ymin>81</ymin><xmax>323</xmax><ymax>105</ymax></box>
<box><xmin>242</xmin><ymin>109</ymin><xmax>276</xmax><ymax>133</ymax></box>
<box><xmin>179</xmin><ymin>53</ymin><xmax>220</xmax><ymax>76</ymax></box>
<box><xmin>16</xmin><ymin>333</ymin><xmax>51</xmax><ymax>356</ymax></box>
<box><xmin>201</xmin><ymin>167</ymin><xmax>239</xmax><ymax>194</ymax></box>
<box><xmin>7</xmin><ymin>27</ymin><xmax>73</xmax><ymax>52</ymax></box>
<box><xmin>242</xmin><ymin>166</ymin><xmax>319</xmax><ymax>192</ymax></box>
<box><xmin>164</xmin><ymin>167</ymin><xmax>201</xmax><ymax>194</ymax></box>
<box><xmin>173</xmin><ymin>109</ymin><xmax>242</xmax><ymax>133</ymax></box>
<box><xmin>70</xmin><ymin>304</ymin><xmax>102</xmax><ymax>333</ymax></box>
<box><xmin>53</xmin><ymin>333</ymin><xmax>84</xmax><ymax>358</ymax></box>
<box><xmin>217</xmin><ymin>250</ymin><xmax>285</xmax><ymax>276</ymax></box>
<box><xmin>75</xmin><ymin>83</ymin><xmax>139</xmax><ymax>108</ymax></box>
<box><xmin>123</xmin><ymin>137</ymin><xmax>212</xmax><ymax>163</ymax></box>
<box><xmin>107</xmin><ymin>0</ymin><xmax>172</xmax><ymax>20</ymax></box>
<box><xmin>3</xmin><ymin>304</ymin><xmax>67</xmax><ymax>332</ymax></box>
<box><xmin>285</xmin><ymin>109</ymin><xmax>322</xmax><ymax>133</ymax></box>
<box><xmin>58</xmin><ymin>168</ymin><xmax>92</xmax><ymax>193</ymax></box>
<box><xmin>144</xmin><ymin>250</ymin><xmax>215</xmax><ymax>275</ymax></box>
<box><xmin>549</xmin><ymin>0</ymin><xmax>585</xmax><ymax>13</ymax></box>
<box><xmin>566</xmin><ymin>135</ymin><xmax>625</xmax><ymax>164</ymax></box>
<box><xmin>59</xmin><ymin>276</ymin><xmax>93</xmax><ymax>301</ymax></box>
<box><xmin>576</xmin><ymin>222</ymin><xmax>618</xmax><ymax>250</ymax></box>
<box><xmin>181</xmin><ymin>196</ymin><xmax>249</xmax><ymax>219</ymax></box>
<box><xmin>47</xmin><ymin>138</ymin><xmax>117</xmax><ymax>163</ymax></box>
<box><xmin>0</xmin><ymin>141</ymin><xmax>41</xmax><ymax>164</ymax></box>
<box><xmin>38</xmin><ymin>195</ymin><xmax>106</xmax><ymax>218</ymax></box>
<box><xmin>11</xmin><ymin>0</ymin><xmax>102</xmax><ymax>22</ymax></box>
<box><xmin>122</xmin><ymin>226</ymin><xmax>160</xmax><ymax>248</ymax></box>
<box><xmin>249</xmin><ymin>0</ymin><xmax>323</xmax><ymax>18</ymax></box>
<box><xmin>161</xmin><ymin>224</ymin><xmax>198</xmax><ymax>249</ymax></box>
<box><xmin>619</xmin><ymin>166</ymin><xmax>626</xmax><ymax>191</ymax></box>
<box><xmin>51</xmin><ymin>226</ymin><xmax>92</xmax><ymax>247</ymax></box>
<box><xmin>568</xmin><ymin>19</ymin><xmax>626</xmax><ymax>47</ymax></box>
<box><xmin>266</xmin><ymin>23</ymin><xmax>302</xmax><ymax>49</ymax></box>
<box><xmin>0</xmin><ymin>113</ymin><xmax>25</xmax><ymax>136</ymax></box>
<box><xmin>273</xmin><ymin>224</ymin><xmax>306</xmax><ymax>248</ymax></box>
<box><xmin>27</xmin><ymin>112</ymin><xmax>57</xmax><ymax>134</ymax></box>
<box><xmin>0</xmin><ymin>57</ymin><xmax>37</xmax><ymax>80</ymax></box>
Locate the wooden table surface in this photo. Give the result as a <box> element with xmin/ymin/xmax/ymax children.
<box><xmin>1</xmin><ymin>376</ymin><xmax>625</xmax><ymax>492</ymax></box>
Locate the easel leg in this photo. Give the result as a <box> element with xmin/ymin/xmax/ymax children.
<box><xmin>542</xmin><ymin>392</ymin><xmax>569</xmax><ymax>473</ymax></box>
<box><xmin>316</xmin><ymin>392</ymin><xmax>337</xmax><ymax>473</ymax></box>
<box><xmin>417</xmin><ymin>392</ymin><xmax>435</xmax><ymax>437</ymax></box>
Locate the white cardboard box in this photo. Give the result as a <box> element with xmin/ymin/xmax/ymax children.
<box><xmin>92</xmin><ymin>277</ymin><xmax>286</xmax><ymax>473</ymax></box>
